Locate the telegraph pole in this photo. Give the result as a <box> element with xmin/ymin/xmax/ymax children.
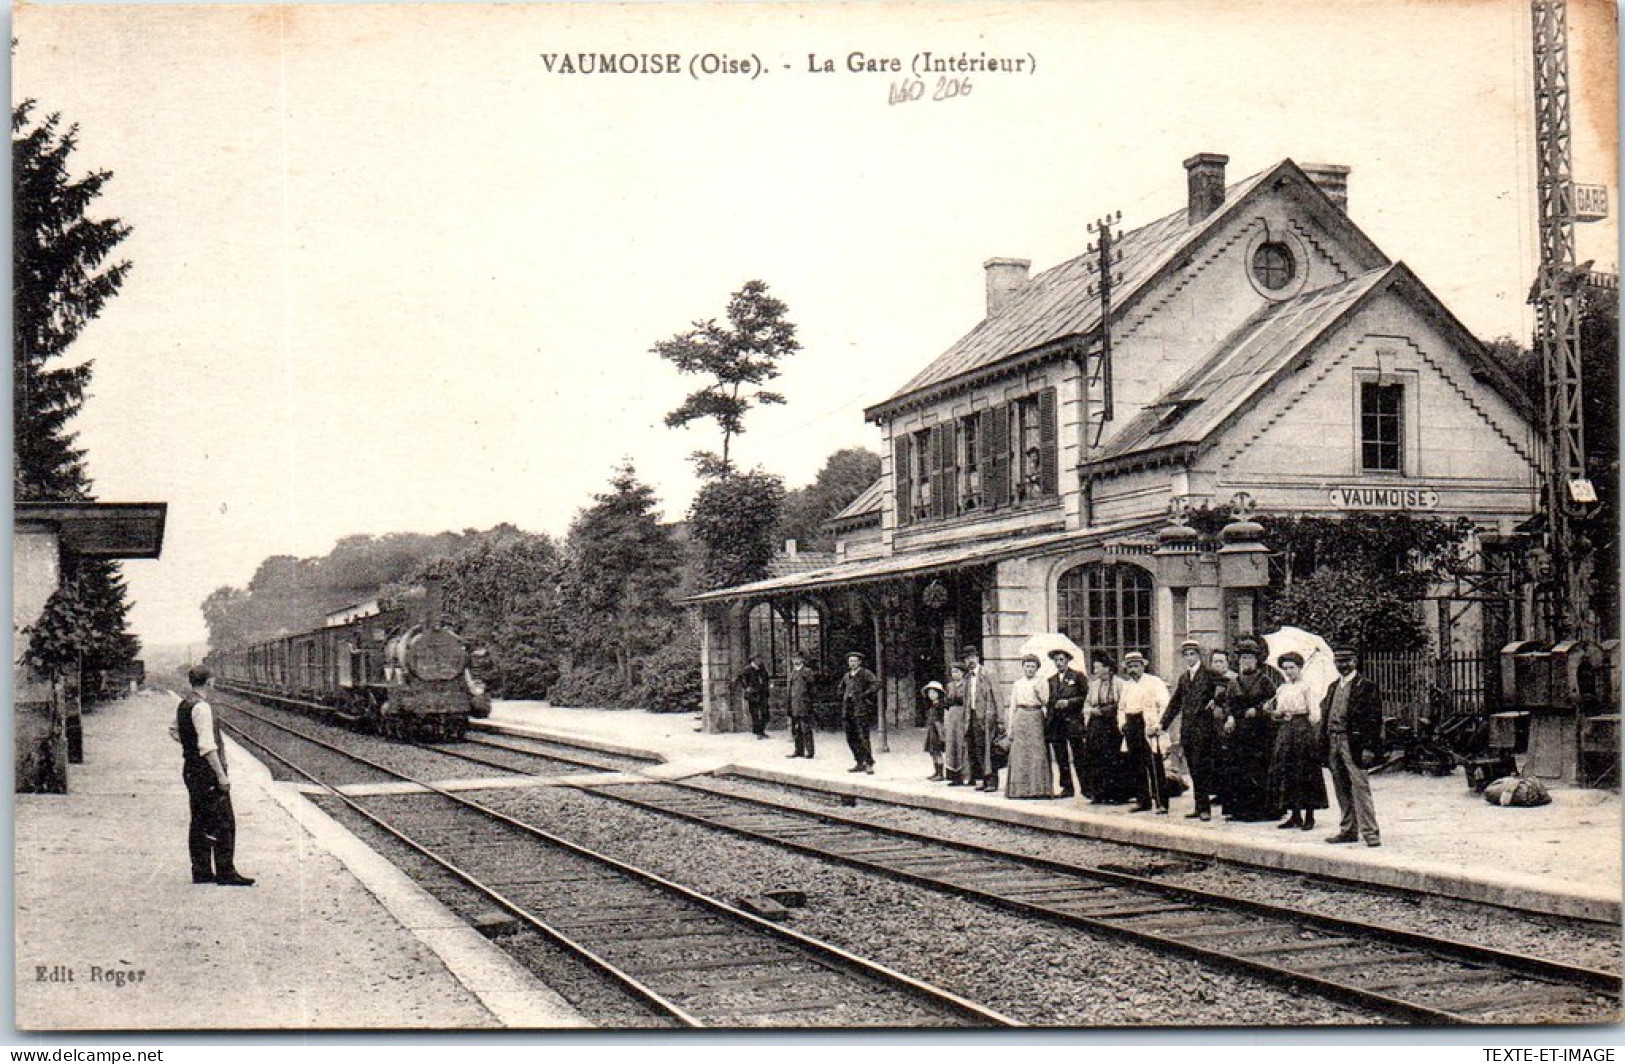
<box><xmin>1080</xmin><ymin>212</ymin><xmax>1123</xmax><ymax>526</ymax></box>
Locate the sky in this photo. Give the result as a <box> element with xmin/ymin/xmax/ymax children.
<box><xmin>11</xmin><ymin>0</ymin><xmax>1619</xmax><ymax>648</ymax></box>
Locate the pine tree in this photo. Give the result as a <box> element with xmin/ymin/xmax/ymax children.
<box><xmin>14</xmin><ymin>101</ymin><xmax>139</xmax><ymax>682</ymax></box>
<box><xmin>14</xmin><ymin>102</ymin><xmax>132</xmax><ymax>501</ymax></box>
<box><xmin>559</xmin><ymin>462</ymin><xmax>682</xmax><ymax>689</ymax></box>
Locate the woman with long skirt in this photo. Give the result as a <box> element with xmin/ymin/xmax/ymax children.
<box><xmin>1005</xmin><ymin>655</ymin><xmax>1055</xmax><ymax>799</ymax></box>
<box><xmin>1267</xmin><ymin>652</ymin><xmax>1329</xmax><ymax>830</ymax></box>
<box><xmin>942</xmin><ymin>664</ymin><xmax>972</xmax><ymax>786</ymax></box>
<box><xmin>1220</xmin><ymin>638</ymin><xmax>1279</xmax><ymax>822</ymax></box>
<box><xmin>1082</xmin><ymin>651</ymin><xmax>1129</xmax><ymax>803</ymax></box>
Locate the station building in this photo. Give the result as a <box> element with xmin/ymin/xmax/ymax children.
<box><xmin>688</xmin><ymin>153</ymin><xmax>1539</xmax><ymax>733</ymax></box>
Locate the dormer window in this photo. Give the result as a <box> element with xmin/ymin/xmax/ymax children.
<box><xmin>1252</xmin><ymin>242</ymin><xmax>1296</xmax><ymax>291</ymax></box>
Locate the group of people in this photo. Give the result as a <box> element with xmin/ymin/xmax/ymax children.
<box><xmin>749</xmin><ymin>636</ymin><xmax>1383</xmax><ymax>848</ymax></box>
<box><xmin>915</xmin><ymin>636</ymin><xmax>1383</xmax><ymax>846</ymax></box>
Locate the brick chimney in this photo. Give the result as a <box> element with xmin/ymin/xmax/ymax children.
<box><xmin>1183</xmin><ymin>152</ymin><xmax>1229</xmax><ymax>224</ymax></box>
<box><xmin>1301</xmin><ymin>163</ymin><xmax>1350</xmax><ymax>213</ymax></box>
<box><xmin>984</xmin><ymin>257</ymin><xmax>1031</xmax><ymax>317</ymax></box>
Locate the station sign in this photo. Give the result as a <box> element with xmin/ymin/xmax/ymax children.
<box><xmin>1575</xmin><ymin>184</ymin><xmax>1609</xmax><ymax>223</ymax></box>
<box><xmin>1329</xmin><ymin>486</ymin><xmax>1440</xmax><ymax>511</ymax></box>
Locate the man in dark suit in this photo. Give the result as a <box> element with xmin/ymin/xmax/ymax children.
<box><xmin>737</xmin><ymin>657</ymin><xmax>770</xmax><ymax>739</ymax></box>
<box><xmin>962</xmin><ymin>645</ymin><xmax>1003</xmax><ymax>792</ymax></box>
<box><xmin>1320</xmin><ymin>644</ymin><xmax>1384</xmax><ymax>847</ymax></box>
<box><xmin>1152</xmin><ymin>639</ymin><xmax>1224</xmax><ymax>821</ymax></box>
<box><xmin>1045</xmin><ymin>648</ymin><xmax>1088</xmax><ymax>798</ymax></box>
<box><xmin>786</xmin><ymin>651</ymin><xmax>815</xmax><ymax>759</ymax></box>
<box><xmin>839</xmin><ymin>651</ymin><xmax>879</xmax><ymax>774</ymax></box>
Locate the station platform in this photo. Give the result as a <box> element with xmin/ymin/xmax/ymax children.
<box><xmin>483</xmin><ymin>701</ymin><xmax>1624</xmax><ymax>925</ymax></box>
<box><xmin>13</xmin><ymin>689</ymin><xmax>587</xmax><ymax>1031</ymax></box>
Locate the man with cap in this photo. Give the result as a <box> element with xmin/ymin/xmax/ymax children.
<box><xmin>1320</xmin><ymin>644</ymin><xmax>1384</xmax><ymax>846</ymax></box>
<box><xmin>1152</xmin><ymin>639</ymin><xmax>1225</xmax><ymax>820</ymax></box>
<box><xmin>736</xmin><ymin>656</ymin><xmax>771</xmax><ymax>739</ymax></box>
<box><xmin>1045</xmin><ymin>647</ymin><xmax>1089</xmax><ymax>798</ymax></box>
<box><xmin>1119</xmin><ymin>651</ymin><xmax>1171</xmax><ymax>812</ymax></box>
<box><xmin>838</xmin><ymin>650</ymin><xmax>880</xmax><ymax>774</ymax></box>
<box><xmin>961</xmin><ymin>645</ymin><xmax>1004</xmax><ymax>792</ymax></box>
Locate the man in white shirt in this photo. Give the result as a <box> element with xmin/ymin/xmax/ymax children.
<box><xmin>1118</xmin><ymin>651</ymin><xmax>1172</xmax><ymax>813</ymax></box>
<box><xmin>174</xmin><ymin>666</ymin><xmax>254</xmax><ymax>886</ymax></box>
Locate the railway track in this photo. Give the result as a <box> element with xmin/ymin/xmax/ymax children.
<box><xmin>216</xmin><ymin>699</ymin><xmax>1019</xmax><ymax>1029</ymax></box>
<box><xmin>567</xmin><ymin>777</ymin><xmax>1619</xmax><ymax>1024</ymax></box>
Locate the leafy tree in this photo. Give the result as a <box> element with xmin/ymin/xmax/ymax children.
<box><xmin>558</xmin><ymin>462</ymin><xmax>683</xmax><ymax>691</ymax></box>
<box><xmin>1183</xmin><ymin>503</ymin><xmax>1474</xmax><ymax>652</ymax></box>
<box><xmin>689</xmin><ymin>468</ymin><xmax>786</xmax><ymax>590</ymax></box>
<box><xmin>654</xmin><ymin>279</ymin><xmax>801</xmax><ymax>476</ymax></box>
<box><xmin>13</xmin><ymin>101</ymin><xmax>140</xmax><ymax>685</ymax></box>
<box><xmin>412</xmin><ymin>527</ymin><xmax>564</xmax><ymax>699</ymax></box>
<box><xmin>14</xmin><ymin>103</ymin><xmax>132</xmax><ymax>502</ymax></box>
<box><xmin>777</xmin><ymin>447</ymin><xmax>882</xmax><ymax>550</ymax></box>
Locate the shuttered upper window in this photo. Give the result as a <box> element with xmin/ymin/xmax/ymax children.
<box><xmin>893</xmin><ymin>387</ymin><xmax>1058</xmax><ymax>527</ymax></box>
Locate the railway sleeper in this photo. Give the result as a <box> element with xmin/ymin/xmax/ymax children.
<box><xmin>564</xmin><ymin>921</ymin><xmax>734</xmax><ymax>943</ymax></box>
<box><xmin>626</xmin><ymin>952</ymin><xmax>794</xmax><ymax>975</ymax></box>
<box><xmin>1232</xmin><ymin>937</ymin><xmax>1359</xmax><ymax>958</ymax></box>
<box><xmin>1294</xmin><ymin>952</ymin><xmax>1431</xmax><ymax>974</ymax></box>
<box><xmin>1440</xmin><ymin>982</ymin><xmax>1601</xmax><ymax>1017</ymax></box>
<box><xmin>1358</xmin><ymin>968</ymin><xmax>1505</xmax><ymax>994</ymax></box>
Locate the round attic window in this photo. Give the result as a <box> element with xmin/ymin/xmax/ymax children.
<box><xmin>1252</xmin><ymin>242</ymin><xmax>1296</xmax><ymax>291</ymax></box>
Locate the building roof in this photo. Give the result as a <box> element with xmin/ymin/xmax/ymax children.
<box><xmin>766</xmin><ymin>549</ymin><xmax>839</xmax><ymax>578</ymax></box>
<box><xmin>14</xmin><ymin>502</ymin><xmax>168</xmax><ymax>559</ymax></box>
<box><xmin>826</xmin><ymin>478</ymin><xmax>884</xmax><ymax>529</ymax></box>
<box><xmin>682</xmin><ymin>517</ymin><xmax>1159</xmax><ymax>604</ymax></box>
<box><xmin>1092</xmin><ymin>261</ymin><xmax>1536</xmax><ymax>473</ymax></box>
<box><xmin>865</xmin><ymin>159</ymin><xmax>1386</xmax><ymax>421</ymax></box>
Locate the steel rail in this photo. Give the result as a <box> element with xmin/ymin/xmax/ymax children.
<box><xmin>575</xmin><ymin>779</ymin><xmax>1618</xmax><ymax>1024</ymax></box>
<box><xmin>638</xmin><ymin>778</ymin><xmax>1621</xmax><ymax>992</ymax></box>
<box><xmin>472</xmin><ymin>723</ymin><xmax>1621</xmax><ymax>931</ymax></box>
<box><xmin>218</xmin><ymin>696</ymin><xmax>1020</xmax><ymax>1028</ymax></box>
<box><xmin>219</xmin><ymin>711</ymin><xmax>701</xmax><ymax>1026</ymax></box>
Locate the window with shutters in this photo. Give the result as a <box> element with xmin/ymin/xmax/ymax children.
<box><xmin>890</xmin><ymin>387</ymin><xmax>1058</xmax><ymax>528</ymax></box>
<box><xmin>913</xmin><ymin>428</ymin><xmax>933</xmax><ymax>520</ymax></box>
<box><xmin>959</xmin><ymin>414</ymin><xmax>981</xmax><ymax>511</ymax></box>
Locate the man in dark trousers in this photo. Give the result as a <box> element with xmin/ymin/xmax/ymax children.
<box><xmin>962</xmin><ymin>645</ymin><xmax>1003</xmax><ymax>792</ymax></box>
<box><xmin>737</xmin><ymin>656</ymin><xmax>770</xmax><ymax>739</ymax></box>
<box><xmin>1045</xmin><ymin>648</ymin><xmax>1089</xmax><ymax>798</ymax></box>
<box><xmin>1152</xmin><ymin>639</ymin><xmax>1224</xmax><ymax>821</ymax></box>
<box><xmin>172</xmin><ymin>666</ymin><xmax>254</xmax><ymax>886</ymax></box>
<box><xmin>839</xmin><ymin>651</ymin><xmax>879</xmax><ymax>773</ymax></box>
<box><xmin>1320</xmin><ymin>645</ymin><xmax>1384</xmax><ymax>847</ymax></box>
<box><xmin>786</xmin><ymin>651</ymin><xmax>816</xmax><ymax>759</ymax></box>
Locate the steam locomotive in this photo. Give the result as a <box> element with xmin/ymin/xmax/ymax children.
<box><xmin>209</xmin><ymin>588</ymin><xmax>489</xmax><ymax>740</ymax></box>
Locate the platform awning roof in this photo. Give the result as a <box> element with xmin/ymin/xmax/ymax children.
<box><xmin>15</xmin><ymin>502</ymin><xmax>168</xmax><ymax>559</ymax></box>
<box><xmin>682</xmin><ymin>517</ymin><xmax>1158</xmax><ymax>605</ymax></box>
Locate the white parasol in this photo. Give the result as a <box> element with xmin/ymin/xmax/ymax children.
<box><xmin>1261</xmin><ymin>626</ymin><xmax>1339</xmax><ymax>720</ymax></box>
<box><xmin>1018</xmin><ymin>632</ymin><xmax>1088</xmax><ymax>680</ymax></box>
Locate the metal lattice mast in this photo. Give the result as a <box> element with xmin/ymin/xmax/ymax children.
<box><xmin>1529</xmin><ymin>0</ymin><xmax>1592</xmax><ymax>639</ymax></box>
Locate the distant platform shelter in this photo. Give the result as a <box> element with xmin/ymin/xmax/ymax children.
<box><xmin>15</xmin><ymin>501</ymin><xmax>167</xmax><ymax>792</ymax></box>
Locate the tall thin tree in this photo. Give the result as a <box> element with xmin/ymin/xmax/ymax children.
<box><xmin>654</xmin><ymin>279</ymin><xmax>801</xmax><ymax>478</ymax></box>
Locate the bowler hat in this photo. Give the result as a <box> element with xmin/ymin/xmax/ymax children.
<box><xmin>1047</xmin><ymin>647</ymin><xmax>1074</xmax><ymax>660</ymax></box>
<box><xmin>960</xmin><ymin>645</ymin><xmax>982</xmax><ymax>658</ymax></box>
